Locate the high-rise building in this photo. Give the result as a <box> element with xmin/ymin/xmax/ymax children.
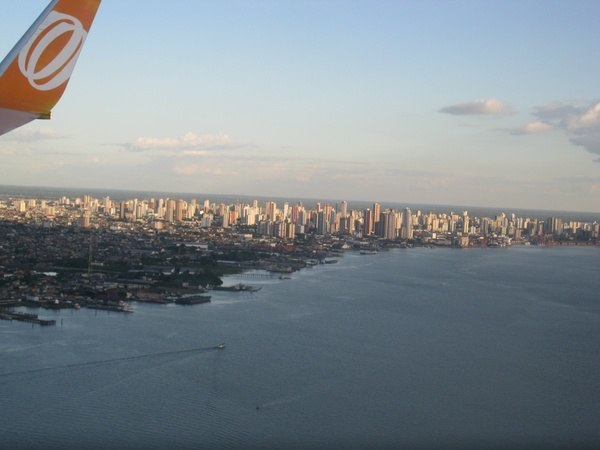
<box><xmin>379</xmin><ymin>210</ymin><xmax>397</xmax><ymax>239</ymax></box>
<box><xmin>291</xmin><ymin>203</ymin><xmax>300</xmax><ymax>224</ymax></box>
<box><xmin>175</xmin><ymin>199</ymin><xmax>185</xmax><ymax>222</ymax></box>
<box><xmin>265</xmin><ymin>201</ymin><xmax>277</xmax><ymax>220</ymax></box>
<box><xmin>400</xmin><ymin>207</ymin><xmax>413</xmax><ymax>239</ymax></box>
<box><xmin>80</xmin><ymin>211</ymin><xmax>91</xmax><ymax>228</ymax></box>
<box><xmin>545</xmin><ymin>217</ymin><xmax>563</xmax><ymax>236</ymax></box>
<box><xmin>363</xmin><ymin>209</ymin><xmax>373</xmax><ymax>236</ymax></box>
<box><xmin>339</xmin><ymin>201</ymin><xmax>348</xmax><ymax>218</ymax></box>
<box><xmin>165</xmin><ymin>199</ymin><xmax>176</xmax><ymax>223</ymax></box>
<box><xmin>282</xmin><ymin>202</ymin><xmax>289</xmax><ymax>221</ymax></box>
<box><xmin>373</xmin><ymin>202</ymin><xmax>381</xmax><ymax>234</ymax></box>
<box><xmin>103</xmin><ymin>196</ymin><xmax>112</xmax><ymax>212</ymax></box>
<box><xmin>83</xmin><ymin>194</ymin><xmax>91</xmax><ymax>209</ymax></box>
<box><xmin>316</xmin><ymin>211</ymin><xmax>328</xmax><ymax>235</ymax></box>
<box><xmin>222</xmin><ymin>210</ymin><xmax>230</xmax><ymax>228</ymax></box>
<box><xmin>201</xmin><ymin>213</ymin><xmax>213</xmax><ymax>228</ymax></box>
<box><xmin>187</xmin><ymin>200</ymin><xmax>196</xmax><ymax>219</ymax></box>
<box><xmin>285</xmin><ymin>221</ymin><xmax>296</xmax><ymax>239</ymax></box>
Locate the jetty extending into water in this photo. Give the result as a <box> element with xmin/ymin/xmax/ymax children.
<box><xmin>212</xmin><ymin>283</ymin><xmax>262</xmax><ymax>293</ymax></box>
<box><xmin>0</xmin><ymin>309</ymin><xmax>56</xmax><ymax>326</ymax></box>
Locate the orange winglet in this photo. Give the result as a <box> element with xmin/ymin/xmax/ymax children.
<box><xmin>0</xmin><ymin>0</ymin><xmax>102</xmax><ymax>117</ymax></box>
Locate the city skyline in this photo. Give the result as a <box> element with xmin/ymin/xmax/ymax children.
<box><xmin>3</xmin><ymin>191</ymin><xmax>597</xmax><ymax>246</ymax></box>
<box><xmin>1</xmin><ymin>1</ymin><xmax>599</xmax><ymax>213</ymax></box>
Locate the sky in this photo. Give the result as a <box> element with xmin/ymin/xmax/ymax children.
<box><xmin>1</xmin><ymin>0</ymin><xmax>599</xmax><ymax>213</ymax></box>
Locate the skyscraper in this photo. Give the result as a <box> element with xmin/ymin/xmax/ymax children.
<box><xmin>175</xmin><ymin>199</ymin><xmax>185</xmax><ymax>222</ymax></box>
<box><xmin>339</xmin><ymin>201</ymin><xmax>348</xmax><ymax>219</ymax></box>
<box><xmin>165</xmin><ymin>199</ymin><xmax>176</xmax><ymax>223</ymax></box>
<box><xmin>379</xmin><ymin>210</ymin><xmax>397</xmax><ymax>239</ymax></box>
<box><xmin>373</xmin><ymin>202</ymin><xmax>381</xmax><ymax>235</ymax></box>
<box><xmin>265</xmin><ymin>201</ymin><xmax>277</xmax><ymax>220</ymax></box>
<box><xmin>462</xmin><ymin>211</ymin><xmax>470</xmax><ymax>235</ymax></box>
<box><xmin>363</xmin><ymin>209</ymin><xmax>374</xmax><ymax>236</ymax></box>
<box><xmin>400</xmin><ymin>207</ymin><xmax>413</xmax><ymax>239</ymax></box>
<box><xmin>545</xmin><ymin>217</ymin><xmax>563</xmax><ymax>236</ymax></box>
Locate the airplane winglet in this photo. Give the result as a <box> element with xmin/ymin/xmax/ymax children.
<box><xmin>0</xmin><ymin>0</ymin><xmax>101</xmax><ymax>136</ymax></box>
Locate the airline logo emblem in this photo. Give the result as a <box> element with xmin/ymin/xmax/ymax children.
<box><xmin>18</xmin><ymin>11</ymin><xmax>88</xmax><ymax>92</ymax></box>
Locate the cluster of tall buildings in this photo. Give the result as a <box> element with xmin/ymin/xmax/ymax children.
<box><xmin>5</xmin><ymin>195</ymin><xmax>599</xmax><ymax>243</ymax></box>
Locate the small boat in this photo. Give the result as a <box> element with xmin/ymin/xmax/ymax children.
<box><xmin>216</xmin><ymin>343</ymin><xmax>226</xmax><ymax>349</ymax></box>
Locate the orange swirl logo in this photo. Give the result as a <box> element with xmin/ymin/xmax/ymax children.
<box><xmin>18</xmin><ymin>11</ymin><xmax>88</xmax><ymax>91</ymax></box>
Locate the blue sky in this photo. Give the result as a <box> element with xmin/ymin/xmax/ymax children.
<box><xmin>1</xmin><ymin>0</ymin><xmax>599</xmax><ymax>213</ymax></box>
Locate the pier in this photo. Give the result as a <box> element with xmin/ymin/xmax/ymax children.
<box><xmin>236</xmin><ymin>272</ymin><xmax>275</xmax><ymax>279</ymax></box>
<box><xmin>0</xmin><ymin>310</ymin><xmax>56</xmax><ymax>326</ymax></box>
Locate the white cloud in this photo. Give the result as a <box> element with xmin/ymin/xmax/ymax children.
<box><xmin>507</xmin><ymin>121</ymin><xmax>553</xmax><ymax>135</ymax></box>
<box><xmin>567</xmin><ymin>102</ymin><xmax>600</xmax><ymax>131</ymax></box>
<box><xmin>524</xmin><ymin>121</ymin><xmax>552</xmax><ymax>134</ymax></box>
<box><xmin>173</xmin><ymin>163</ymin><xmax>234</xmax><ymax>177</ymax></box>
<box><xmin>124</xmin><ymin>132</ymin><xmax>234</xmax><ymax>153</ymax></box>
<box><xmin>533</xmin><ymin>100</ymin><xmax>600</xmax><ymax>156</ymax></box>
<box><xmin>1</xmin><ymin>127</ymin><xmax>63</xmax><ymax>142</ymax></box>
<box><xmin>440</xmin><ymin>98</ymin><xmax>512</xmax><ymax>116</ymax></box>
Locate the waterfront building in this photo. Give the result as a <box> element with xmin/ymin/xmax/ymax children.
<box><xmin>363</xmin><ymin>209</ymin><xmax>374</xmax><ymax>236</ymax></box>
<box><xmin>379</xmin><ymin>210</ymin><xmax>397</xmax><ymax>240</ymax></box>
<box><xmin>546</xmin><ymin>217</ymin><xmax>563</xmax><ymax>236</ymax></box>
<box><xmin>339</xmin><ymin>216</ymin><xmax>350</xmax><ymax>235</ymax></box>
<box><xmin>400</xmin><ymin>207</ymin><xmax>413</xmax><ymax>239</ymax></box>
<box><xmin>462</xmin><ymin>211</ymin><xmax>470</xmax><ymax>235</ymax></box>
<box><xmin>373</xmin><ymin>202</ymin><xmax>381</xmax><ymax>235</ymax></box>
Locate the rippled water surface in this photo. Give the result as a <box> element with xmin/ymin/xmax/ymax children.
<box><xmin>1</xmin><ymin>247</ymin><xmax>599</xmax><ymax>449</ymax></box>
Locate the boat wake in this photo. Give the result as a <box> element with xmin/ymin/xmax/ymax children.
<box><xmin>0</xmin><ymin>345</ymin><xmax>219</xmax><ymax>378</ymax></box>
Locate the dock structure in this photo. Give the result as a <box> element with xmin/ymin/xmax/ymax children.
<box><xmin>212</xmin><ymin>283</ymin><xmax>262</xmax><ymax>293</ymax></box>
<box><xmin>0</xmin><ymin>299</ymin><xmax>19</xmax><ymax>308</ymax></box>
<box><xmin>0</xmin><ymin>310</ymin><xmax>56</xmax><ymax>326</ymax></box>
<box><xmin>236</xmin><ymin>272</ymin><xmax>274</xmax><ymax>280</ymax></box>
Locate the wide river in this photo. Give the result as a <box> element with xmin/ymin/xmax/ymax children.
<box><xmin>1</xmin><ymin>246</ymin><xmax>599</xmax><ymax>449</ymax></box>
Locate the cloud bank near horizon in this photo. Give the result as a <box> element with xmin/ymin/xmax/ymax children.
<box><xmin>439</xmin><ymin>99</ymin><xmax>512</xmax><ymax>116</ymax></box>
<box><xmin>122</xmin><ymin>132</ymin><xmax>238</xmax><ymax>154</ymax></box>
